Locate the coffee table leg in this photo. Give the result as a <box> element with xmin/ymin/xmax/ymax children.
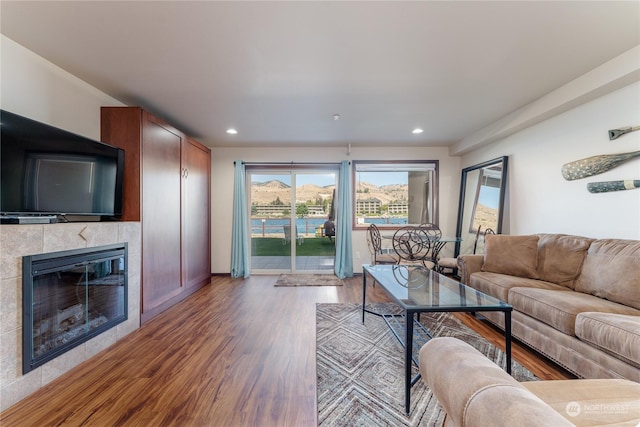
<box><xmin>405</xmin><ymin>310</ymin><xmax>413</xmax><ymax>415</ymax></box>
<box><xmin>505</xmin><ymin>310</ymin><xmax>512</xmax><ymax>375</ymax></box>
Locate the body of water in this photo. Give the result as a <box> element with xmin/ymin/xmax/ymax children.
<box><xmin>252</xmin><ymin>217</ymin><xmax>408</xmax><ymax>235</ymax></box>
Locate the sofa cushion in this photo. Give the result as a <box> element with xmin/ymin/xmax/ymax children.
<box><xmin>523</xmin><ymin>379</ymin><xmax>640</xmax><ymax>426</ymax></box>
<box><xmin>482</xmin><ymin>235</ymin><xmax>540</xmax><ymax>279</ymax></box>
<box><xmin>470</xmin><ymin>272</ymin><xmax>566</xmax><ymax>303</ymax></box>
<box><xmin>535</xmin><ymin>234</ymin><xmax>593</xmax><ymax>289</ymax></box>
<box><xmin>508</xmin><ymin>288</ymin><xmax>640</xmax><ymax>336</ymax></box>
<box><xmin>575</xmin><ymin>312</ymin><xmax>640</xmax><ymax>367</ymax></box>
<box><xmin>575</xmin><ymin>239</ymin><xmax>640</xmax><ymax>310</ymax></box>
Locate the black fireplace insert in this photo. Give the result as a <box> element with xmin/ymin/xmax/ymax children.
<box><xmin>22</xmin><ymin>243</ymin><xmax>128</xmax><ymax>373</ymax></box>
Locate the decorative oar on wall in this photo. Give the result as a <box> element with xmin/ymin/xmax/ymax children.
<box><xmin>587</xmin><ymin>180</ymin><xmax>640</xmax><ymax>193</ymax></box>
<box><xmin>561</xmin><ymin>151</ymin><xmax>640</xmax><ymax>181</ymax></box>
<box><xmin>608</xmin><ymin>125</ymin><xmax>640</xmax><ymax>140</ymax></box>
<box><xmin>561</xmin><ymin>124</ymin><xmax>640</xmax><ymax>193</ymax></box>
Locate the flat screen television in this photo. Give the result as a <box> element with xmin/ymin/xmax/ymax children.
<box><xmin>1</xmin><ymin>110</ymin><xmax>124</xmax><ymax>219</ymax></box>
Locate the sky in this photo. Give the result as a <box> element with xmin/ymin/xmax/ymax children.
<box><xmin>478</xmin><ymin>186</ymin><xmax>500</xmax><ymax>209</ymax></box>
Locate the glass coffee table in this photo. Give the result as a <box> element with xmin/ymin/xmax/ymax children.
<box><xmin>362</xmin><ymin>264</ymin><xmax>513</xmax><ymax>415</ymax></box>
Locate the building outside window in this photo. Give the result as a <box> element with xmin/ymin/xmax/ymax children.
<box><xmin>352</xmin><ymin>160</ymin><xmax>438</xmax><ymax>229</ymax></box>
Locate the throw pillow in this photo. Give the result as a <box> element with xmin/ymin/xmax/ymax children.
<box><xmin>575</xmin><ymin>239</ymin><xmax>640</xmax><ymax>310</ymax></box>
<box><xmin>535</xmin><ymin>234</ymin><xmax>593</xmax><ymax>289</ymax></box>
<box><xmin>481</xmin><ymin>234</ymin><xmax>540</xmax><ymax>279</ymax></box>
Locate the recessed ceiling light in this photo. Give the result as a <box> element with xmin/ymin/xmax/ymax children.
<box><xmin>226</xmin><ymin>128</ymin><xmax>238</xmax><ymax>135</ymax></box>
<box><xmin>412</xmin><ymin>128</ymin><xmax>423</xmax><ymax>134</ymax></box>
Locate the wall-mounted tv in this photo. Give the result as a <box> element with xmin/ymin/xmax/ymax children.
<box><xmin>1</xmin><ymin>110</ymin><xmax>124</xmax><ymax>219</ymax></box>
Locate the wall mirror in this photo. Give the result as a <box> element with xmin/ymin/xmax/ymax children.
<box><xmin>454</xmin><ymin>156</ymin><xmax>508</xmax><ymax>257</ymax></box>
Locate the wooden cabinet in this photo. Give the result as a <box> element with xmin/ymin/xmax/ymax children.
<box><xmin>101</xmin><ymin>107</ymin><xmax>211</xmax><ymax>323</ymax></box>
<box><xmin>182</xmin><ymin>137</ymin><xmax>211</xmax><ymax>291</ymax></box>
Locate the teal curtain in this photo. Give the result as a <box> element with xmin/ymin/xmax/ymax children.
<box><xmin>334</xmin><ymin>160</ymin><xmax>353</xmax><ymax>278</ymax></box>
<box><xmin>231</xmin><ymin>160</ymin><xmax>250</xmax><ymax>278</ymax></box>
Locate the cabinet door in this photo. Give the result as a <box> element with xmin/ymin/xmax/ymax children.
<box><xmin>182</xmin><ymin>138</ymin><xmax>211</xmax><ymax>290</ymax></box>
<box><xmin>142</xmin><ymin>113</ymin><xmax>183</xmax><ymax>311</ymax></box>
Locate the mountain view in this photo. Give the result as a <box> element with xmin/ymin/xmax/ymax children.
<box><xmin>251</xmin><ymin>180</ymin><xmax>409</xmax><ymax>205</ymax></box>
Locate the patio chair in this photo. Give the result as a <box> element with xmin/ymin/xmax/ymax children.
<box><xmin>283</xmin><ymin>224</ymin><xmax>304</xmax><ymax>245</ymax></box>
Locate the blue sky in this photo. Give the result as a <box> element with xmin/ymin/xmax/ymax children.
<box><xmin>478</xmin><ymin>186</ymin><xmax>500</xmax><ymax>209</ymax></box>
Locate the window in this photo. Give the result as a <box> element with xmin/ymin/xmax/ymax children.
<box><xmin>352</xmin><ymin>161</ymin><xmax>438</xmax><ymax>229</ymax></box>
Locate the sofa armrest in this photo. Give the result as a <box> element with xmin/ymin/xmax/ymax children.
<box><xmin>457</xmin><ymin>254</ymin><xmax>484</xmax><ymax>284</ymax></box>
<box><xmin>419</xmin><ymin>337</ymin><xmax>573</xmax><ymax>427</ymax></box>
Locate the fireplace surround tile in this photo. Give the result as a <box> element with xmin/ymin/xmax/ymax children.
<box><xmin>41</xmin><ymin>343</ymin><xmax>86</xmax><ymax>386</ymax></box>
<box><xmin>0</xmin><ymin>364</ymin><xmax>40</xmax><ymax>411</ymax></box>
<box><xmin>0</xmin><ymin>224</ymin><xmax>43</xmax><ymax>280</ymax></box>
<box><xmin>119</xmin><ymin>226</ymin><xmax>141</xmax><ymax>335</ymax></box>
<box><xmin>0</xmin><ymin>277</ymin><xmax>20</xmax><ymax>334</ymax></box>
<box><xmin>119</xmin><ymin>222</ymin><xmax>142</xmax><ymax>250</ymax></box>
<box><xmin>42</xmin><ymin>223</ymin><xmax>91</xmax><ymax>253</ymax></box>
<box><xmin>76</xmin><ymin>223</ymin><xmax>122</xmax><ymax>248</ymax></box>
<box><xmin>117</xmin><ymin>308</ymin><xmax>140</xmax><ymax>339</ymax></box>
<box><xmin>0</xmin><ymin>221</ymin><xmax>141</xmax><ymax>412</ymax></box>
<box><xmin>84</xmin><ymin>327</ymin><xmax>118</xmax><ymax>361</ymax></box>
<box><xmin>0</xmin><ymin>326</ymin><xmax>20</xmax><ymax>385</ymax></box>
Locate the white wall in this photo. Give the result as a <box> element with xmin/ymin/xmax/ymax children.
<box><xmin>0</xmin><ymin>35</ymin><xmax>125</xmax><ymax>137</ymax></box>
<box><xmin>460</xmin><ymin>81</ymin><xmax>640</xmax><ymax>239</ymax></box>
<box><xmin>210</xmin><ymin>146</ymin><xmax>460</xmax><ymax>273</ymax></box>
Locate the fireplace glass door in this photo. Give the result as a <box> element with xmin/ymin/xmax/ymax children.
<box><xmin>23</xmin><ymin>243</ymin><xmax>128</xmax><ymax>373</ymax></box>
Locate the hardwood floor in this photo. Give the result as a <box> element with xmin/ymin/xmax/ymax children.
<box><xmin>1</xmin><ymin>275</ymin><xmax>573</xmax><ymax>426</ymax></box>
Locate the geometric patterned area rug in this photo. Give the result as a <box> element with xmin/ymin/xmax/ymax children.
<box><xmin>275</xmin><ymin>274</ymin><xmax>344</xmax><ymax>286</ymax></box>
<box><xmin>316</xmin><ymin>303</ymin><xmax>537</xmax><ymax>426</ymax></box>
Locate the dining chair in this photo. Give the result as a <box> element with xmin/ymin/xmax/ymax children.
<box><xmin>420</xmin><ymin>223</ymin><xmax>442</xmax><ymax>239</ymax></box>
<box><xmin>438</xmin><ymin>226</ymin><xmax>495</xmax><ymax>275</ymax></box>
<box><xmin>392</xmin><ymin>226</ymin><xmax>435</xmax><ymax>269</ymax></box>
<box><xmin>419</xmin><ymin>223</ymin><xmax>443</xmax><ymax>265</ymax></box>
<box><xmin>437</xmin><ymin>226</ymin><xmax>482</xmax><ymax>275</ymax></box>
<box><xmin>366</xmin><ymin>223</ymin><xmax>399</xmax><ymax>265</ymax></box>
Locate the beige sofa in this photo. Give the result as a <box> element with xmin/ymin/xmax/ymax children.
<box><xmin>457</xmin><ymin>234</ymin><xmax>640</xmax><ymax>381</ymax></box>
<box><xmin>420</xmin><ymin>337</ymin><xmax>640</xmax><ymax>427</ymax></box>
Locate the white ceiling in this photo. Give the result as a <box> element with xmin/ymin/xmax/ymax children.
<box><xmin>1</xmin><ymin>1</ymin><xmax>639</xmax><ymax>149</ymax></box>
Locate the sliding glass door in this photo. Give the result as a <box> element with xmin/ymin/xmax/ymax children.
<box><xmin>248</xmin><ymin>168</ymin><xmax>337</xmax><ymax>274</ymax></box>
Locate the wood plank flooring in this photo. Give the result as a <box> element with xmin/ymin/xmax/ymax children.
<box><xmin>1</xmin><ymin>275</ymin><xmax>573</xmax><ymax>426</ymax></box>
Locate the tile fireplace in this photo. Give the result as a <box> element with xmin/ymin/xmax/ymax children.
<box><xmin>22</xmin><ymin>243</ymin><xmax>128</xmax><ymax>374</ymax></box>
